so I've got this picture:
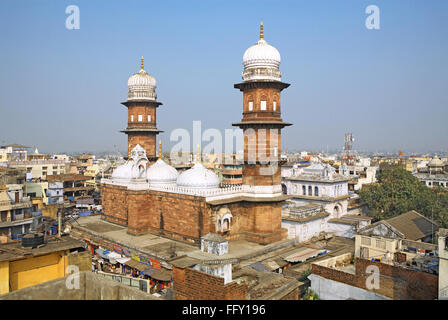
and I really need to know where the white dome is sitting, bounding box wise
[243,39,281,69]
[176,163,219,189]
[111,162,135,180]
[242,23,282,82]
[127,57,157,101]
[147,159,179,186]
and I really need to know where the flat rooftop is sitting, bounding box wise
[72,215,296,267]
[0,236,85,262]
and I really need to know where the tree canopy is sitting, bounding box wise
[359,166,448,228]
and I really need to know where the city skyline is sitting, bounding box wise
[1,1,447,154]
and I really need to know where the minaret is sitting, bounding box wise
[232,22,292,244]
[121,57,163,161]
[233,22,291,189]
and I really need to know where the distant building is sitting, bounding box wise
[0,185,33,241]
[47,174,94,202]
[413,156,448,188]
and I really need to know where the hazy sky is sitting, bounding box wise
[0,0,447,155]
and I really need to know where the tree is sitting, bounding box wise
[359,165,448,228]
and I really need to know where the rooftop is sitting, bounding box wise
[0,236,85,262]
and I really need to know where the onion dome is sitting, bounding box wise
[147,141,179,186]
[176,146,219,189]
[111,162,134,180]
[242,22,281,82]
[127,56,157,101]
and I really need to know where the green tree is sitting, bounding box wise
[359,166,448,228]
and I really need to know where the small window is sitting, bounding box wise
[147,115,151,122]
[138,115,143,122]
[248,101,253,111]
[260,101,267,111]
[273,101,277,111]
[131,115,134,122]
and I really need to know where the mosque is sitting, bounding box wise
[101,23,292,245]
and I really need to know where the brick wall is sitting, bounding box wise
[312,258,438,300]
[173,266,248,300]
[102,186,286,245]
[101,184,128,226]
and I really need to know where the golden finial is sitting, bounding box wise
[260,21,264,40]
[196,144,201,164]
[158,140,162,160]
[140,56,144,70]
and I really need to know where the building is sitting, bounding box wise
[281,162,370,242]
[0,185,33,241]
[358,210,439,243]
[100,22,291,245]
[0,144,30,162]
[6,159,69,181]
[47,174,94,202]
[0,235,89,294]
[0,167,26,185]
[220,161,243,186]
[413,156,448,188]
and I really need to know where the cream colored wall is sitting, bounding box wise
[7,250,68,292]
[0,261,9,294]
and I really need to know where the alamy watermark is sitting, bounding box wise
[365,5,380,30]
[65,5,80,30]
[65,265,80,289]
[169,121,280,175]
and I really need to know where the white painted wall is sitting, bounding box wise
[309,274,390,300]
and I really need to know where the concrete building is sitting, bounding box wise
[47,174,94,202]
[0,185,33,241]
[281,163,370,242]
[6,159,69,181]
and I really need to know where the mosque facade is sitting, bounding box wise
[101,23,291,245]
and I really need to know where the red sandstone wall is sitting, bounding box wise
[173,266,248,300]
[101,184,128,225]
[311,258,438,300]
[126,190,211,243]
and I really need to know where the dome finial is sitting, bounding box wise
[260,21,264,40]
[158,140,162,160]
[140,56,144,70]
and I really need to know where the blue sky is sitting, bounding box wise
[0,0,447,154]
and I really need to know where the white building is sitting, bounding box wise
[281,163,371,242]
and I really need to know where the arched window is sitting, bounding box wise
[302,186,306,195]
[308,186,312,196]
[314,186,319,197]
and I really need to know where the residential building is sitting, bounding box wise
[0,185,33,241]
[358,210,439,243]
